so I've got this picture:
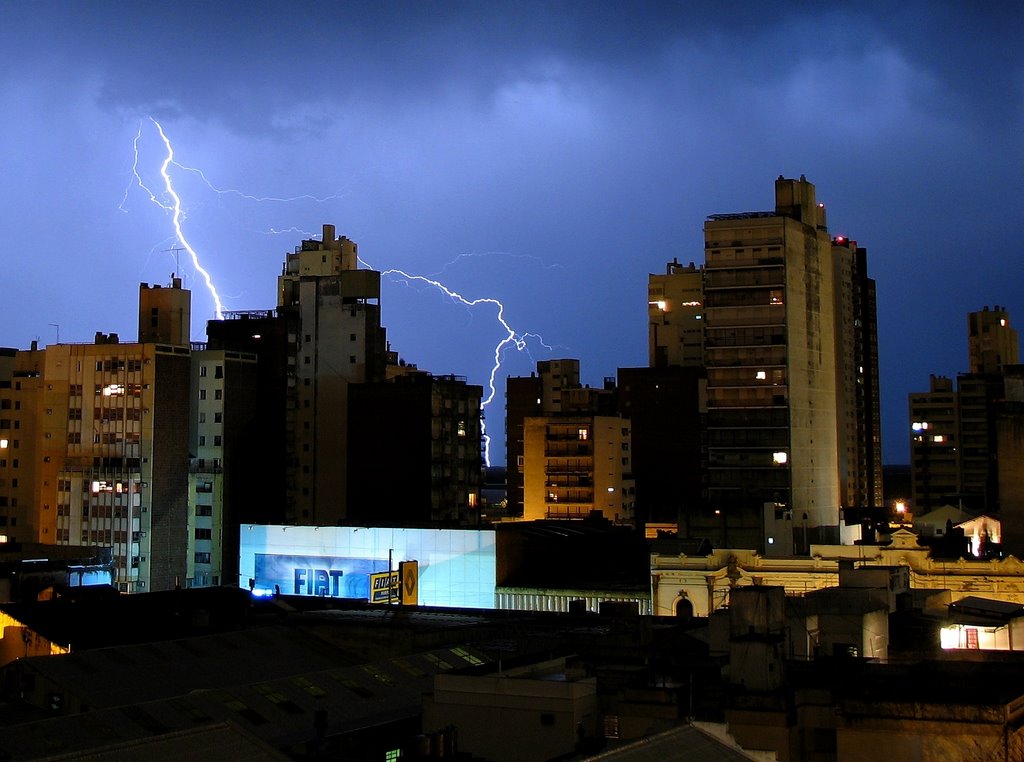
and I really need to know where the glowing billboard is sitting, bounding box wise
[239,525,496,609]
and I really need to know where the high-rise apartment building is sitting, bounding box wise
[506,359,586,517]
[616,365,705,531]
[3,279,261,592]
[208,225,390,527]
[206,310,296,529]
[647,176,880,553]
[522,414,634,524]
[45,335,191,593]
[347,373,483,525]
[0,346,44,543]
[909,375,960,512]
[507,360,633,524]
[276,225,387,524]
[702,177,843,551]
[969,306,1019,374]
[832,237,883,511]
[909,307,1021,514]
[648,259,704,368]
[188,346,258,587]
[996,365,1024,555]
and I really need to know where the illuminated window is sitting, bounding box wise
[769,290,783,306]
[911,421,929,432]
[457,421,466,437]
[773,451,788,465]
[933,435,945,443]
[578,428,589,441]
[756,371,767,380]
[0,439,6,449]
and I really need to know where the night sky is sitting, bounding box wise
[2,2,1021,466]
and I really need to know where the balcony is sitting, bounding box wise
[545,505,596,520]
[545,488,594,504]
[704,269,784,289]
[544,442,593,458]
[546,475,593,487]
[545,458,592,475]
[189,458,222,474]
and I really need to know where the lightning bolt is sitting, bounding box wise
[263,226,320,238]
[123,118,226,322]
[123,121,554,467]
[433,250,566,278]
[372,265,552,466]
[170,162,346,205]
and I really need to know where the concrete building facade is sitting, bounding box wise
[645,177,880,553]
[522,414,634,524]
[187,347,258,587]
[969,305,1019,374]
[648,259,704,368]
[347,373,483,525]
[701,177,841,550]
[650,529,1024,619]
[0,346,44,544]
[42,333,191,593]
[831,237,883,512]
[909,309,1021,514]
[276,225,388,525]
[509,360,633,524]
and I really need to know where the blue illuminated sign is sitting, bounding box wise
[254,554,388,599]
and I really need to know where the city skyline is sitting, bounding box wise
[2,2,1022,466]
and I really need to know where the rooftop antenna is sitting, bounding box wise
[48,323,60,344]
[164,244,186,284]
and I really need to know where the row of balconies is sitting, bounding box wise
[545,489,594,504]
[546,475,593,487]
[544,458,593,475]
[545,505,599,519]
[544,442,593,457]
[704,268,784,289]
[189,458,223,474]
